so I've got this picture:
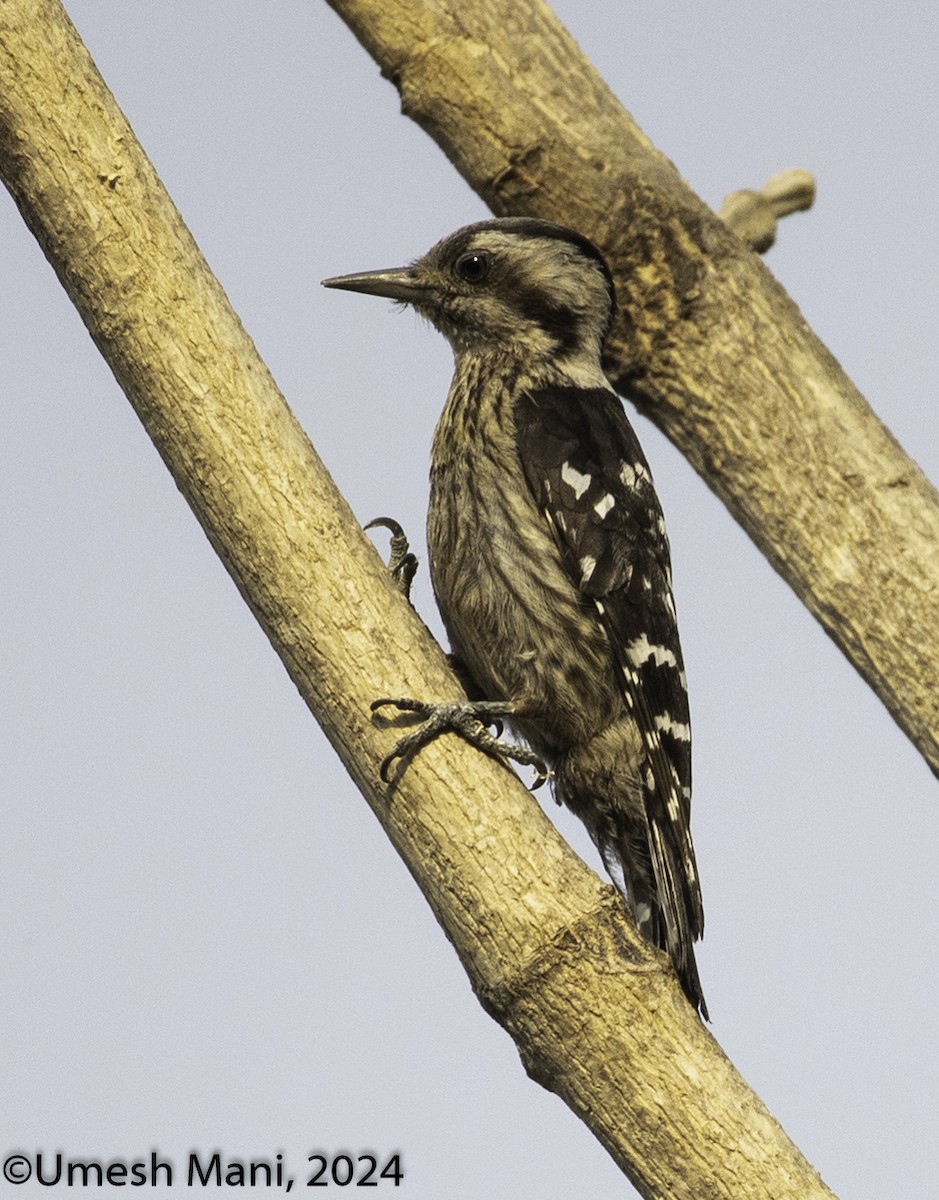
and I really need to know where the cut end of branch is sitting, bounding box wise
[718,168,816,253]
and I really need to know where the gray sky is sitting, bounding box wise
[2,3,937,1197]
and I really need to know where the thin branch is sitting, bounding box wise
[326,0,939,779]
[718,168,816,252]
[1,1,838,1197]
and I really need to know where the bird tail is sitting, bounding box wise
[556,731,708,1019]
[645,816,708,1019]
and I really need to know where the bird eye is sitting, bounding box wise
[456,251,490,283]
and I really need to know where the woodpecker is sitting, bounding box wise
[323,217,707,1016]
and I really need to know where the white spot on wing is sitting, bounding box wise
[620,461,650,489]
[593,493,615,519]
[561,461,592,499]
[626,633,679,670]
[579,554,597,584]
[655,713,691,742]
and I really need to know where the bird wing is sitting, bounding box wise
[514,385,704,941]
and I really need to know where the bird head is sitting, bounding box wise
[323,217,615,375]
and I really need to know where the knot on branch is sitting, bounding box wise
[475,887,656,1019]
[718,168,816,253]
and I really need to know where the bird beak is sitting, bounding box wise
[321,266,430,304]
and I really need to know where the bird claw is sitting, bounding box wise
[528,766,551,791]
[370,697,548,784]
[365,517,419,599]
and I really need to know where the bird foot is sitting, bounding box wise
[365,517,419,599]
[370,697,549,787]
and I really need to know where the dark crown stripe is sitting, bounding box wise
[444,217,616,318]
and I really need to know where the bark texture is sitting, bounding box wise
[0,2,850,1197]
[327,0,939,777]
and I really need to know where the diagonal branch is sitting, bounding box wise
[326,0,939,780]
[0,2,835,1198]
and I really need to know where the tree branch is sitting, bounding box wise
[718,168,816,252]
[325,0,939,780]
[0,1,837,1197]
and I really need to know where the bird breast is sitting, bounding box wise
[426,368,622,754]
